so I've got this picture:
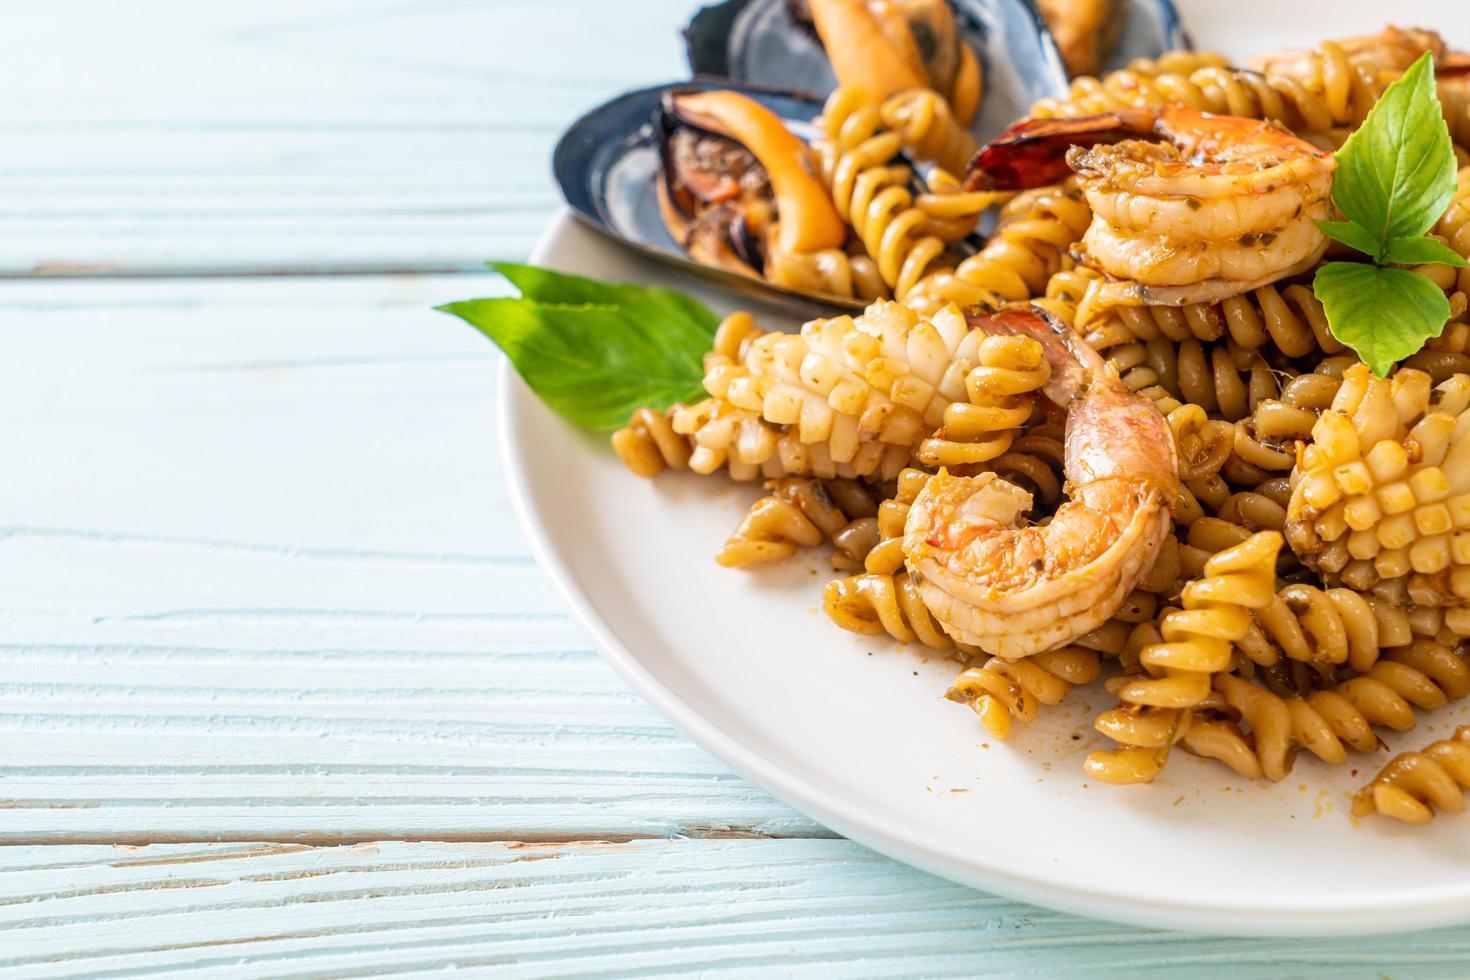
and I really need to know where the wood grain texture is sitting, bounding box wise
[11,0,1470,970]
[0,275,821,845]
[2,0,694,276]
[4,840,1470,978]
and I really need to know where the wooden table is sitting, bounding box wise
[8,1,1470,973]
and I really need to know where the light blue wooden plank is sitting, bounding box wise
[0,274,826,844]
[0,0,697,275]
[0,840,1467,978]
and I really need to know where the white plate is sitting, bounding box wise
[503,5,1470,936]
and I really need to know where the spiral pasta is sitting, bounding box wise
[902,182,1094,316]
[1412,166,1470,383]
[759,87,991,304]
[1438,78,1470,162]
[1082,307,1282,425]
[1242,358,1354,449]
[946,647,1103,740]
[822,569,966,652]
[765,247,888,303]
[1195,643,1470,782]
[1084,531,1283,784]
[1032,41,1387,143]
[982,424,1067,505]
[813,104,943,300]
[717,477,882,568]
[877,88,978,176]
[1436,166,1470,261]
[1108,283,1343,364]
[813,88,992,299]
[1168,403,1235,482]
[718,491,827,567]
[1240,583,1409,674]
[862,467,929,576]
[1353,725,1470,824]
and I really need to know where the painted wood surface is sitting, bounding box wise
[5,0,695,276]
[6,840,1470,979]
[9,0,1470,974]
[2,275,823,846]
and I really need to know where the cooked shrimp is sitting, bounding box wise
[965,105,1336,312]
[902,306,1178,659]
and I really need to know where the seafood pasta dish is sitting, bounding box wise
[448,4,1470,828]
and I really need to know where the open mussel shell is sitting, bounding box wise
[1090,0,1189,75]
[555,80,923,314]
[684,0,1068,142]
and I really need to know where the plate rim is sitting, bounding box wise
[498,208,1470,938]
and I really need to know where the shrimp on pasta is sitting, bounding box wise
[902,306,1179,658]
[965,105,1337,315]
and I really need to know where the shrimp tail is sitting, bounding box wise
[964,305,1103,408]
[966,305,1177,502]
[964,110,1156,191]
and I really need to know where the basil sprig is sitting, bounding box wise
[439,263,719,432]
[1313,52,1467,376]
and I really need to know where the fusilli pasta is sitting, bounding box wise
[1033,41,1389,143]
[823,569,965,652]
[813,89,991,299]
[947,647,1103,740]
[916,334,1049,468]
[717,476,882,568]
[1353,725,1470,824]
[1084,531,1283,784]
[1198,644,1470,782]
[877,88,978,176]
[902,183,1093,316]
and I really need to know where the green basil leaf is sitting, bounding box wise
[1382,235,1470,268]
[1316,219,1385,261]
[1314,261,1452,377]
[490,261,717,340]
[1331,52,1459,251]
[439,295,714,432]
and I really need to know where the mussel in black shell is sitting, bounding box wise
[795,0,983,124]
[554,82,874,311]
[1037,0,1189,78]
[685,0,1073,149]
[656,89,849,287]
[1035,0,1124,77]
[552,81,994,311]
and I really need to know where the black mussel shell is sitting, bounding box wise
[1086,0,1190,75]
[554,80,866,313]
[684,0,1070,142]
[553,79,981,313]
